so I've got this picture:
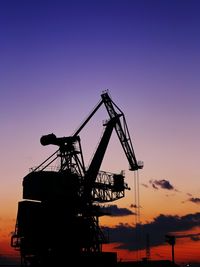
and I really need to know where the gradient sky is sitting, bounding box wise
[1,0,200,265]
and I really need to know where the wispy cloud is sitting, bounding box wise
[149,179,175,191]
[141,183,148,188]
[100,205,135,216]
[188,197,200,204]
[130,204,137,209]
[176,233,200,241]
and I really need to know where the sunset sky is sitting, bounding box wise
[1,0,200,265]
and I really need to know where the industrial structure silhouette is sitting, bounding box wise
[10,91,179,267]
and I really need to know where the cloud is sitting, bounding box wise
[100,205,135,216]
[141,183,148,188]
[149,179,175,190]
[176,233,200,241]
[130,204,137,209]
[188,197,200,204]
[102,212,200,251]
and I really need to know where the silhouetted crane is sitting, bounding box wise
[11,91,143,267]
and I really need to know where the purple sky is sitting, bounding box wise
[1,0,200,262]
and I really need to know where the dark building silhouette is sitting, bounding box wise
[118,259,180,267]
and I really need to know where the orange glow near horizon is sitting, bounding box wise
[103,238,200,265]
[1,222,200,265]
[0,238,20,264]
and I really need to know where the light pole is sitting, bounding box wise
[165,235,176,264]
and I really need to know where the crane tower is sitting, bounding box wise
[11,91,143,267]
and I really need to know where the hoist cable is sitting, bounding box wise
[133,170,141,261]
